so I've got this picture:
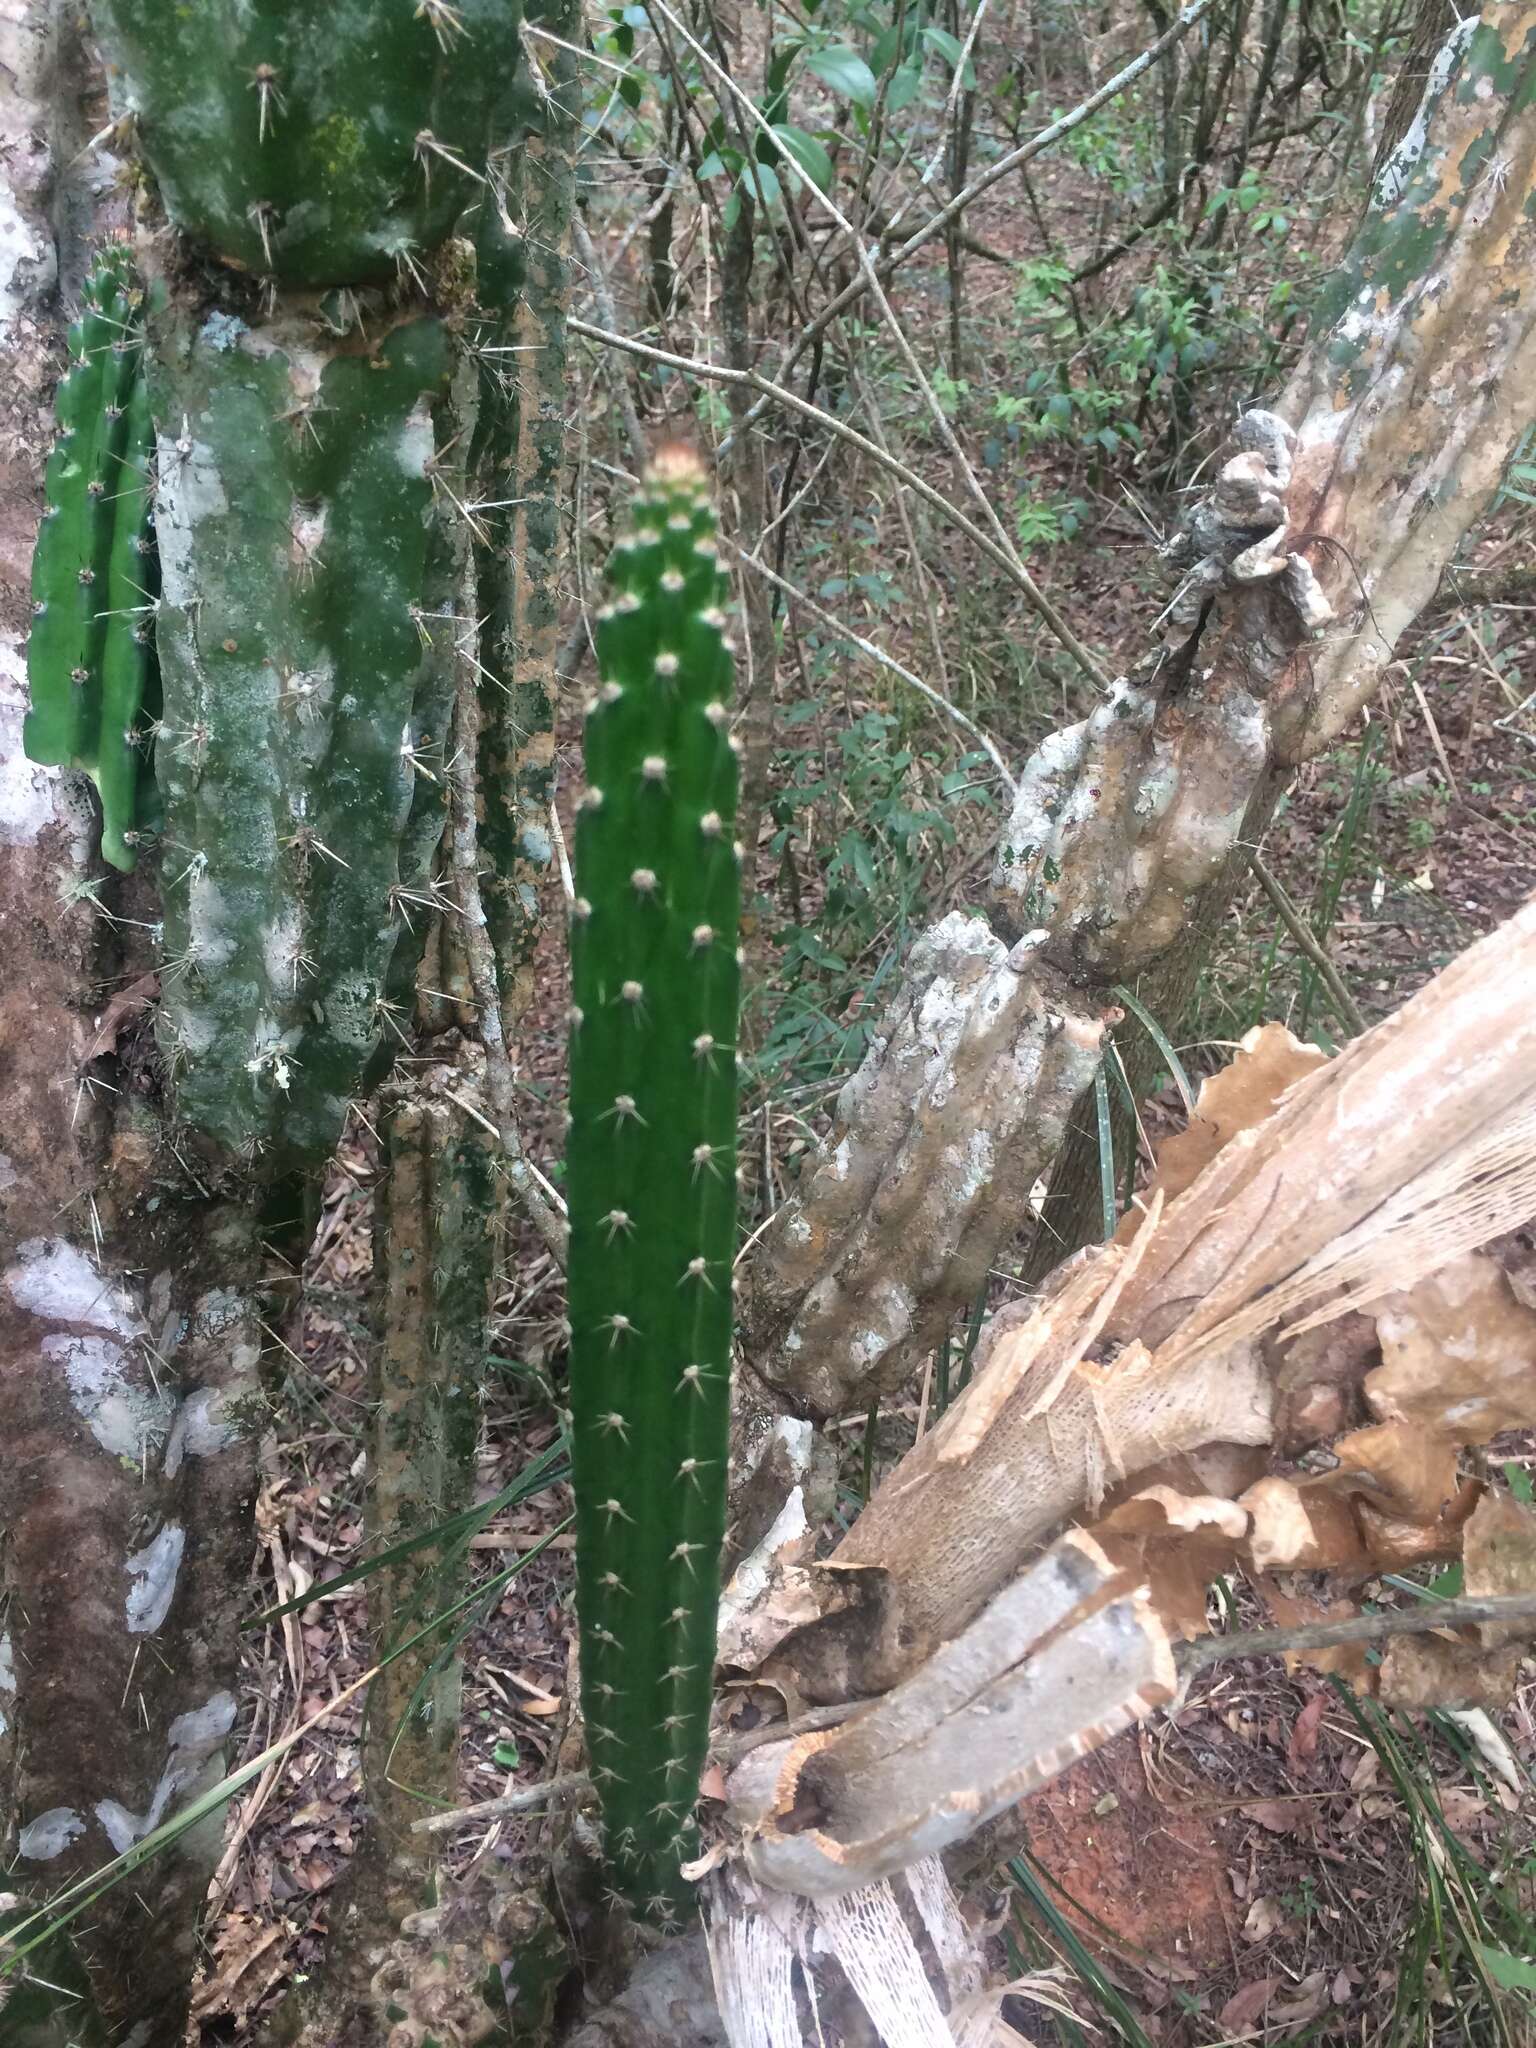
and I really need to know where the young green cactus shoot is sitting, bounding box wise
[567,448,740,1918]
[23,244,157,871]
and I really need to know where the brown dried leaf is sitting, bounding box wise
[1463,1491,1536,1646]
[1325,1422,1462,1524]
[1090,1484,1248,1641]
[1218,1976,1281,2034]
[1378,1492,1536,1708]
[1378,1633,1524,1710]
[81,971,160,1064]
[1368,1255,1536,1441]
[1241,1476,1368,1573]
[1240,1799,1306,1835]
[1287,1692,1327,1770]
[1126,1024,1328,1223]
[1242,1895,1287,1943]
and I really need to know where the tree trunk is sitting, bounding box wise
[0,13,265,2038]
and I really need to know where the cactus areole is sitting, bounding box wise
[90,0,526,286]
[567,449,741,1917]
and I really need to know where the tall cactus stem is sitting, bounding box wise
[471,0,579,1030]
[23,244,158,871]
[567,449,740,1917]
[148,306,467,1165]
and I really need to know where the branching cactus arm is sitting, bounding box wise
[567,450,740,1917]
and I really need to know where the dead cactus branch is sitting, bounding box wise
[730,894,1536,1714]
[742,3,1536,1418]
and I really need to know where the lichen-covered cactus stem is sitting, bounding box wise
[567,449,740,1918]
[148,307,464,1167]
[470,0,579,1030]
[23,244,158,871]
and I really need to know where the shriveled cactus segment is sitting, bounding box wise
[24,245,158,871]
[91,0,525,286]
[152,312,459,1164]
[567,449,740,1917]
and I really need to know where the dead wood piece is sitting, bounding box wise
[732,1532,1174,1897]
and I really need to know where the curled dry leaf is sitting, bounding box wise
[1119,1022,1328,1227]
[1090,1484,1248,1641]
[1379,1492,1536,1709]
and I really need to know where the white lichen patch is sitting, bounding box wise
[17,1806,85,1861]
[1,660,60,848]
[395,400,436,479]
[187,866,240,970]
[125,1523,186,1635]
[162,1386,241,1478]
[1374,14,1479,207]
[154,428,230,598]
[0,1149,17,1190]
[43,1332,173,1459]
[261,900,305,991]
[95,1690,237,1853]
[5,1237,145,1340]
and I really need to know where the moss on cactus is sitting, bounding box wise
[567,449,740,1919]
[23,245,159,871]
[90,0,527,286]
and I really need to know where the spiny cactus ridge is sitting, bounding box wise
[23,244,159,872]
[90,0,527,286]
[150,311,460,1166]
[567,450,740,1917]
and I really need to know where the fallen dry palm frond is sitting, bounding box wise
[713,894,1536,1909]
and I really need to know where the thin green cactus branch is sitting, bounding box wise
[567,449,741,1918]
[23,244,159,872]
[90,0,527,286]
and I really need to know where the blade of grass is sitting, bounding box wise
[1111,984,1194,1113]
[1092,1064,1116,1241]
[253,1430,569,1623]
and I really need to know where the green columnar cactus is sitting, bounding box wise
[23,245,158,872]
[90,0,526,286]
[567,449,740,1918]
[150,310,463,1165]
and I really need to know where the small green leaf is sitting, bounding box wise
[1504,1460,1535,1505]
[740,159,781,206]
[886,57,923,111]
[618,71,642,110]
[772,124,832,192]
[1474,1946,1536,1994]
[493,1740,522,1770]
[806,44,877,107]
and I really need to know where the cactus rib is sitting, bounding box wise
[567,449,740,1916]
[23,245,159,872]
